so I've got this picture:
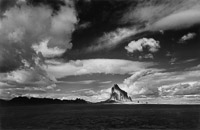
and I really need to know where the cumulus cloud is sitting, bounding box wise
[0,0,78,99]
[125,38,160,53]
[32,39,66,58]
[46,59,155,78]
[178,32,196,43]
[0,0,77,71]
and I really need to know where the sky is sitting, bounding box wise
[0,0,200,104]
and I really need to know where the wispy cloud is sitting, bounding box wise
[85,28,141,52]
[100,81,112,84]
[150,9,200,31]
[120,0,200,31]
[63,80,96,85]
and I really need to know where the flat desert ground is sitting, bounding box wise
[0,104,200,130]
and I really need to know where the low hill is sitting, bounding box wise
[0,97,89,106]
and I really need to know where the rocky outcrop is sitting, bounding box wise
[106,84,132,102]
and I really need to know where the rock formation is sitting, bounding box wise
[106,84,132,102]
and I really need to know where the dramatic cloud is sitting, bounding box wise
[119,70,158,97]
[119,67,200,99]
[125,38,160,53]
[0,0,77,71]
[0,0,78,99]
[178,32,196,43]
[0,0,77,97]
[1,0,200,103]
[46,59,155,78]
[78,1,200,54]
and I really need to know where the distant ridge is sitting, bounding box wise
[102,84,132,103]
[0,97,89,106]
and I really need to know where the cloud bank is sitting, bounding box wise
[46,59,155,78]
[118,67,200,100]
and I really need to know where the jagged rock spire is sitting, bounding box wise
[108,84,132,102]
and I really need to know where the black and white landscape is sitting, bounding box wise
[0,0,200,130]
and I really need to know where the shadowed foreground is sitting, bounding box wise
[0,104,200,130]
